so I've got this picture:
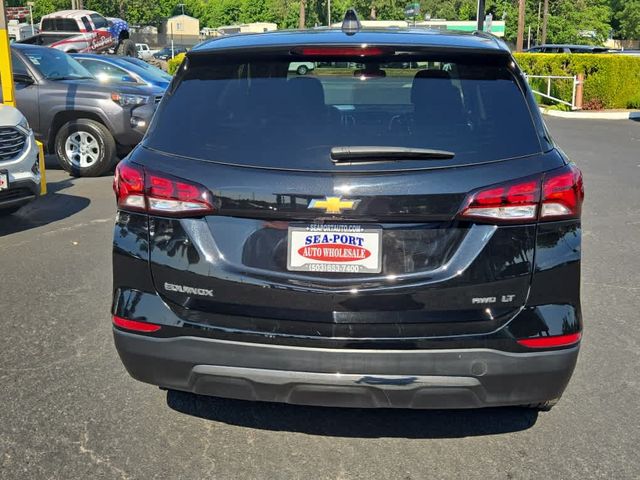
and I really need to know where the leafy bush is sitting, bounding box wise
[582,98,606,111]
[167,53,186,75]
[627,94,640,109]
[514,53,640,110]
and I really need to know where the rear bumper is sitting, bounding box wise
[114,329,579,409]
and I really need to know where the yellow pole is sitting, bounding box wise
[0,5,45,195]
[37,141,47,195]
[0,3,16,107]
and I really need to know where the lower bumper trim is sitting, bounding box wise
[114,329,579,409]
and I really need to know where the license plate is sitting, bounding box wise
[0,171,8,191]
[287,224,382,273]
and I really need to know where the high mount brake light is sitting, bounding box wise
[459,164,583,224]
[293,47,391,57]
[113,162,216,217]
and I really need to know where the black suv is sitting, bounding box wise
[112,19,584,410]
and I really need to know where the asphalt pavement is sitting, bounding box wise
[1,117,639,479]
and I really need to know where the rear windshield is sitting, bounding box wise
[42,18,80,32]
[145,50,542,169]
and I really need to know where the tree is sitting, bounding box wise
[615,0,640,39]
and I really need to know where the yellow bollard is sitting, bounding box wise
[37,140,47,195]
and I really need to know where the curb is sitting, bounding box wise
[540,108,640,120]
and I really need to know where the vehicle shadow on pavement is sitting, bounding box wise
[166,390,538,438]
[0,177,90,237]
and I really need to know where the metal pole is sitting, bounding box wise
[0,1,16,107]
[327,0,331,26]
[476,0,486,31]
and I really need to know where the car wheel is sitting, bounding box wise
[55,119,116,177]
[116,39,137,57]
[0,206,20,216]
[296,65,309,75]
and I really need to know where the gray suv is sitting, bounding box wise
[9,44,157,177]
[0,104,40,215]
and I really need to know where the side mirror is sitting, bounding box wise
[14,73,34,85]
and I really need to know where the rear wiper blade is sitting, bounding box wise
[330,146,455,164]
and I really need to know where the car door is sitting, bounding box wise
[10,54,40,136]
[89,13,115,51]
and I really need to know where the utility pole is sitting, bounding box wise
[327,0,331,26]
[536,1,541,44]
[299,0,305,29]
[516,0,526,52]
[541,0,549,45]
[27,2,35,36]
[476,0,486,31]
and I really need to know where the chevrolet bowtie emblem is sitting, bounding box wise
[308,196,359,214]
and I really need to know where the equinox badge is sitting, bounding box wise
[308,196,359,214]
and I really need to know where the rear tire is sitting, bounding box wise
[55,119,116,177]
[116,39,136,57]
[296,65,309,75]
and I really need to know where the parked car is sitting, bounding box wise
[112,17,584,410]
[135,43,157,60]
[527,44,612,53]
[19,9,135,57]
[289,61,315,75]
[10,44,157,177]
[152,46,187,61]
[0,105,40,216]
[613,49,640,56]
[72,53,171,94]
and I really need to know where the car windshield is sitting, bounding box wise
[146,50,542,169]
[120,58,172,82]
[21,47,93,80]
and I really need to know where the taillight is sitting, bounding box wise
[113,161,216,217]
[459,164,583,224]
[517,332,581,349]
[113,163,146,211]
[459,177,541,223]
[541,164,584,220]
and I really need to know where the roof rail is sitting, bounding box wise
[472,30,508,50]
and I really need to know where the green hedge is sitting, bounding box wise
[514,53,640,110]
[167,53,186,75]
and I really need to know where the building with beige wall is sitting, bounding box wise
[164,14,200,37]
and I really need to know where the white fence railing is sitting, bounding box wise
[524,74,582,110]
